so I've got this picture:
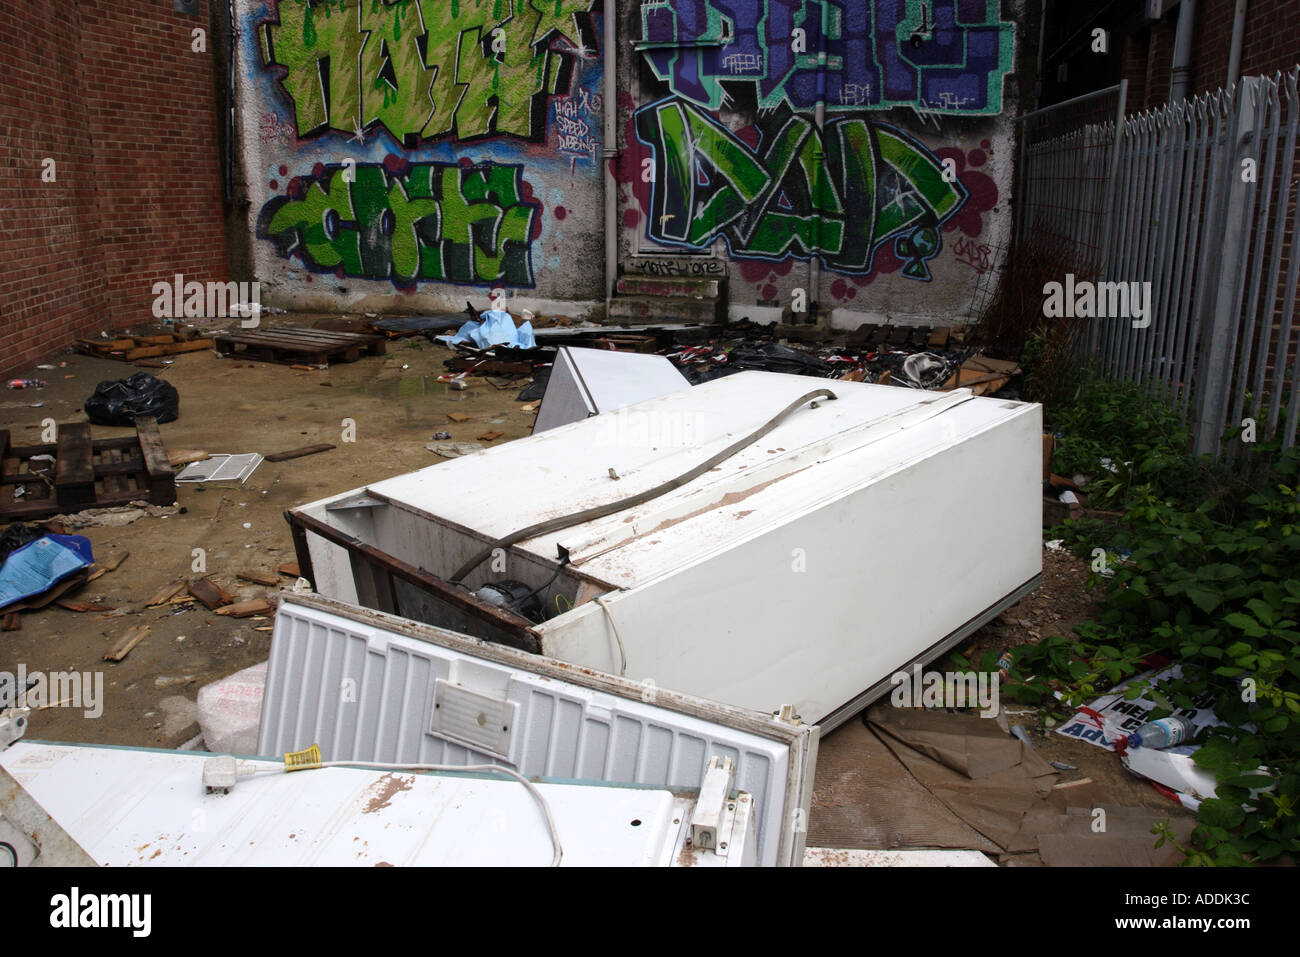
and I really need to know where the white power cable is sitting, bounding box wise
[227,758,562,866]
[593,594,628,676]
[316,761,562,867]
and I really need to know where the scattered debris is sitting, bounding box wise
[447,412,471,423]
[196,661,268,754]
[188,576,234,610]
[263,444,335,463]
[0,418,175,522]
[56,600,115,613]
[103,624,150,662]
[2,612,20,631]
[214,599,274,618]
[167,449,210,467]
[426,441,485,458]
[0,534,94,610]
[146,581,187,607]
[276,562,300,579]
[476,430,505,443]
[76,330,213,362]
[175,453,263,485]
[55,501,181,530]
[237,569,279,587]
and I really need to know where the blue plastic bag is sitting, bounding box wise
[0,535,94,610]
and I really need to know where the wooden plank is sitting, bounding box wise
[101,446,128,499]
[188,576,234,609]
[1,613,20,632]
[277,562,300,578]
[264,444,335,463]
[54,423,95,509]
[146,580,187,607]
[104,625,150,663]
[237,569,280,587]
[167,449,209,467]
[215,599,274,618]
[134,417,175,505]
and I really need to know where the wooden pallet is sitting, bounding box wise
[75,330,214,362]
[0,418,175,521]
[213,327,386,365]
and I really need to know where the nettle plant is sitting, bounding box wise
[1011,380,1300,864]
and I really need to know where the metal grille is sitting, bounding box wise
[1015,69,1300,458]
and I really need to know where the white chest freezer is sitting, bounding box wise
[287,371,1042,729]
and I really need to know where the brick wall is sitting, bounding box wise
[0,0,228,377]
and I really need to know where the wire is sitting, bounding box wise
[593,594,628,676]
[450,388,837,582]
[316,761,563,867]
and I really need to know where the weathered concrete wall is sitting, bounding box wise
[614,0,1023,328]
[236,0,607,317]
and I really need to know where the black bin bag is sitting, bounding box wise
[83,373,180,426]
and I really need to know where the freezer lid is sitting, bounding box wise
[258,593,818,867]
[0,741,752,866]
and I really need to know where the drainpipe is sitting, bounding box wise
[1169,0,1197,104]
[1226,0,1248,89]
[602,0,618,317]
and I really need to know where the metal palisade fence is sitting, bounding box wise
[1016,68,1300,459]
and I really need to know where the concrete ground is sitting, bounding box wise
[2,318,535,748]
[2,319,1189,860]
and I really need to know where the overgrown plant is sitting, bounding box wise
[1010,377,1300,865]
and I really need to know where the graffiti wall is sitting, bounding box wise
[618,0,1019,324]
[239,0,606,312]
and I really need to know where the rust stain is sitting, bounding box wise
[150,849,161,860]
[676,841,700,867]
[375,861,393,867]
[363,773,414,814]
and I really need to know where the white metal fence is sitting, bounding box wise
[1016,68,1300,458]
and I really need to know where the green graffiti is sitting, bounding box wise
[261,0,597,144]
[635,98,968,278]
[259,162,540,286]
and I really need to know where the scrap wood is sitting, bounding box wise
[215,599,274,618]
[85,550,129,583]
[104,624,150,662]
[446,412,471,423]
[237,569,280,587]
[277,562,300,578]
[264,444,335,463]
[146,580,187,607]
[477,430,505,442]
[167,449,210,467]
[57,600,115,613]
[188,576,234,609]
[2,613,20,631]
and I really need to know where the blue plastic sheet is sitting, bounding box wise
[443,309,536,350]
[0,535,94,610]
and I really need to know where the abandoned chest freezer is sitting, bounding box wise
[287,371,1042,729]
[0,593,816,866]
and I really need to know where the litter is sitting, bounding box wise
[175,453,263,485]
[84,373,180,425]
[0,535,94,610]
[196,661,268,755]
[442,308,537,350]
[426,441,485,458]
[1055,665,1225,752]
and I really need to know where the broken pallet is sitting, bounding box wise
[76,331,213,362]
[0,418,175,521]
[214,327,386,366]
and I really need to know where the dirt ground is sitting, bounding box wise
[2,316,534,748]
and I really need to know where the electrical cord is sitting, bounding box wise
[449,388,837,583]
[220,757,563,866]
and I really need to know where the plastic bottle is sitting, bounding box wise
[1125,716,1194,750]
[6,379,44,390]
